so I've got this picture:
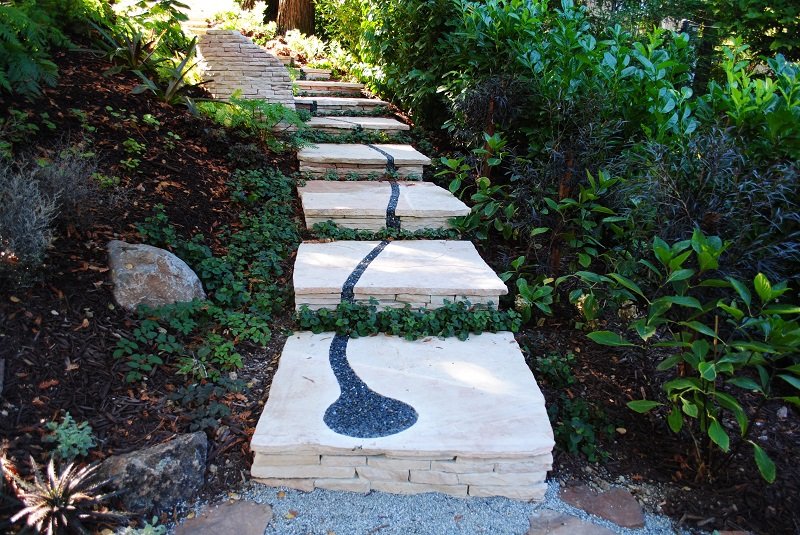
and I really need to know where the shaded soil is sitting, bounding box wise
[519,325,800,535]
[1,42,798,535]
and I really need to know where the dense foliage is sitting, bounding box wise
[316,0,800,482]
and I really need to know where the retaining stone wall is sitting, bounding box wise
[197,30,295,108]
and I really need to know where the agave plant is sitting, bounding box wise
[1,455,123,534]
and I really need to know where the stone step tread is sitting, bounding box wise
[299,181,469,218]
[293,240,508,297]
[305,116,409,132]
[251,331,554,458]
[298,144,430,166]
[297,80,365,90]
[295,96,388,108]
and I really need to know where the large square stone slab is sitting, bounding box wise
[250,332,554,499]
[306,116,409,134]
[299,181,469,231]
[293,240,507,309]
[298,144,430,166]
[295,96,389,111]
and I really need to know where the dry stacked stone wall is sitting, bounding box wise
[196,30,295,108]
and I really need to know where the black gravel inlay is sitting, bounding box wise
[386,180,401,229]
[323,334,419,438]
[366,144,397,173]
[340,240,389,302]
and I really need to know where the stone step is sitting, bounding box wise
[299,181,469,232]
[305,116,409,135]
[295,96,388,113]
[250,331,554,499]
[297,143,430,179]
[301,67,332,81]
[297,80,365,97]
[293,240,507,310]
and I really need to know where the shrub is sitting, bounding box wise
[0,164,59,273]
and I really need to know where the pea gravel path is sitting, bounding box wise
[174,480,696,535]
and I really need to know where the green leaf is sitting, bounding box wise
[753,273,772,304]
[727,376,763,393]
[668,406,683,432]
[656,354,682,371]
[727,277,752,307]
[716,392,748,433]
[778,374,800,391]
[627,399,660,413]
[666,268,695,283]
[750,442,776,483]
[679,321,718,339]
[578,253,591,268]
[708,419,730,452]
[655,296,702,310]
[763,304,800,315]
[681,399,699,418]
[698,361,717,381]
[608,273,646,299]
[587,331,636,347]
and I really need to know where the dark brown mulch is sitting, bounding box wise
[0,45,296,525]
[520,324,800,535]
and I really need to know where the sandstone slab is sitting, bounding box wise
[251,332,553,456]
[108,240,206,311]
[293,240,507,310]
[561,485,645,529]
[305,116,409,134]
[175,501,273,535]
[295,96,388,111]
[299,180,469,231]
[297,80,364,96]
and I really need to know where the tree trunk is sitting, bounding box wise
[277,0,315,35]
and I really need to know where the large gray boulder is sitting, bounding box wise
[98,432,207,514]
[107,240,205,310]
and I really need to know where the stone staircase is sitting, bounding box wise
[189,26,554,501]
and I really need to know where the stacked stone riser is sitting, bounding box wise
[295,97,388,112]
[252,453,551,500]
[197,30,295,107]
[300,165,424,179]
[309,125,407,135]
[304,216,455,231]
[296,81,364,97]
[301,68,332,80]
[296,294,498,311]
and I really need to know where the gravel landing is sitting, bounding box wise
[171,480,697,535]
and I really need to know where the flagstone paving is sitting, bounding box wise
[296,80,365,97]
[298,180,469,231]
[292,240,508,310]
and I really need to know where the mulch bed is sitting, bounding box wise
[1,44,798,535]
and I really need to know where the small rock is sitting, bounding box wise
[615,427,627,435]
[175,501,272,535]
[561,485,646,529]
[107,240,206,310]
[528,509,615,535]
[98,432,207,514]
[777,406,788,419]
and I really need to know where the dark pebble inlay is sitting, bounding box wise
[386,180,401,229]
[340,240,389,302]
[323,334,419,438]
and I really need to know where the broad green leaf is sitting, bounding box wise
[727,376,763,393]
[708,419,730,452]
[587,331,636,347]
[638,259,663,277]
[782,396,800,408]
[633,319,657,341]
[681,399,699,418]
[578,253,591,268]
[653,236,671,266]
[679,321,718,339]
[667,268,695,283]
[753,273,772,304]
[763,305,800,315]
[530,227,549,237]
[656,295,702,310]
[716,392,748,433]
[751,442,776,483]
[627,399,660,413]
[731,341,778,353]
[668,406,683,432]
[608,273,646,299]
[656,354,682,371]
[698,361,717,381]
[778,374,800,391]
[717,301,744,321]
[727,277,752,307]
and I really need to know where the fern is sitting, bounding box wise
[0,2,71,97]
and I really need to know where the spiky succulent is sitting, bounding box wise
[2,455,123,534]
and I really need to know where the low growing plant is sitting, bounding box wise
[44,412,96,461]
